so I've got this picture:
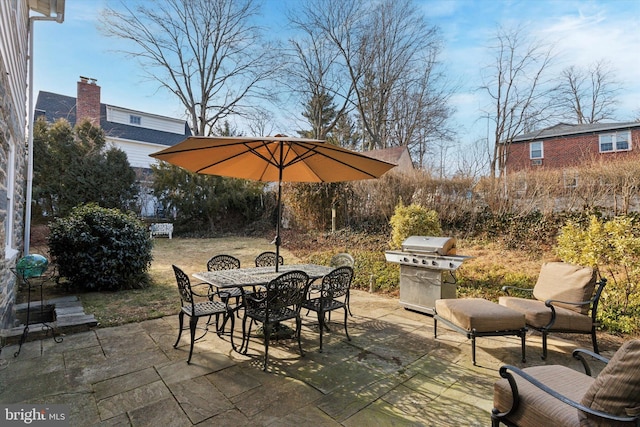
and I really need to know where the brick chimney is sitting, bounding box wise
[76,76,101,126]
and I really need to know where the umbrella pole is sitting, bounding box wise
[275,179,282,273]
[275,147,283,273]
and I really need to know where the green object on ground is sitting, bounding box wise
[16,254,48,279]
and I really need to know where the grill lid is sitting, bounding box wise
[401,236,456,256]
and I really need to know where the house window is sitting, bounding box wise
[599,131,631,153]
[530,141,543,159]
[130,115,141,125]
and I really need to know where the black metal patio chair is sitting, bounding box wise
[241,270,310,371]
[172,265,234,363]
[207,254,243,306]
[330,253,355,316]
[255,251,284,267]
[302,266,353,352]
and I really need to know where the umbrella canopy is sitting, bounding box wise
[150,135,397,270]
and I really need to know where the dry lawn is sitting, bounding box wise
[28,236,303,327]
[22,233,630,349]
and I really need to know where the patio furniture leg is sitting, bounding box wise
[317,310,324,353]
[542,332,548,360]
[296,316,304,357]
[240,316,250,354]
[263,323,271,371]
[188,316,198,364]
[223,313,235,349]
[174,311,184,348]
[343,308,350,342]
[520,329,527,363]
[471,333,477,365]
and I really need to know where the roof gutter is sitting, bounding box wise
[24,0,65,255]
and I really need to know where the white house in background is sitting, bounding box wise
[1,0,65,330]
[34,76,192,216]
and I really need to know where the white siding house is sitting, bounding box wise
[1,0,65,330]
[35,77,192,217]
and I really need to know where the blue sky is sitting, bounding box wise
[32,0,640,149]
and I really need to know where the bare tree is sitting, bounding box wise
[245,109,277,137]
[391,51,456,168]
[284,14,353,140]
[557,60,621,124]
[100,0,280,136]
[453,138,492,180]
[480,27,557,178]
[290,0,452,154]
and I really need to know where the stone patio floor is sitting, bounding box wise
[0,290,616,426]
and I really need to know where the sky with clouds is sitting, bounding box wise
[32,0,639,150]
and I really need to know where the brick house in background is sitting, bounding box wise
[504,122,640,173]
[1,1,65,331]
[35,77,192,216]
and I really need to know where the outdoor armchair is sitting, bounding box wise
[241,270,310,371]
[172,265,235,364]
[302,266,353,352]
[500,262,606,359]
[492,340,640,426]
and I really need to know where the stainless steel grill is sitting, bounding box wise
[385,236,470,315]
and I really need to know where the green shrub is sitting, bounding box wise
[304,249,399,293]
[48,204,153,291]
[389,202,442,249]
[555,215,640,334]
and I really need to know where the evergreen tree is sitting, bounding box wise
[33,117,138,217]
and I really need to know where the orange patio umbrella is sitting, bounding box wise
[150,135,396,270]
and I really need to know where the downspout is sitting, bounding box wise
[24,4,64,255]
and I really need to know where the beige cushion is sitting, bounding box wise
[499,296,593,331]
[533,262,596,314]
[494,365,594,427]
[580,339,640,426]
[435,298,525,332]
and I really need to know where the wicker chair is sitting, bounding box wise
[302,266,353,352]
[492,340,640,426]
[241,270,310,371]
[500,262,606,359]
[172,265,234,363]
[255,251,284,267]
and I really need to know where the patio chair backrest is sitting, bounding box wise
[255,251,284,267]
[533,262,597,314]
[580,339,640,425]
[207,254,240,271]
[172,265,194,305]
[321,266,353,300]
[263,270,309,312]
